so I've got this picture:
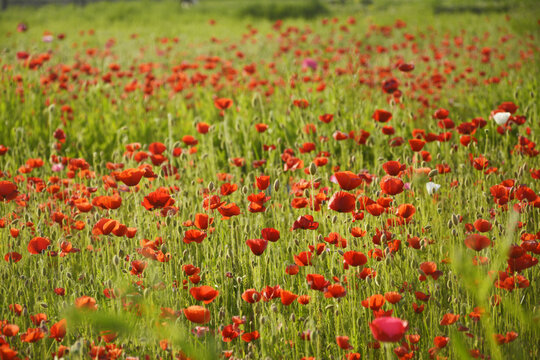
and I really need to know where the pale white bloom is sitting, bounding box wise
[426,182,441,195]
[493,112,510,125]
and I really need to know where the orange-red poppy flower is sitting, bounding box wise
[28,237,51,254]
[214,97,233,110]
[183,306,211,324]
[190,285,219,304]
[49,319,67,342]
[117,168,145,186]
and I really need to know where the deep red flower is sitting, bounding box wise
[328,191,356,213]
[246,238,268,256]
[373,109,392,123]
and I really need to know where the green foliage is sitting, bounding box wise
[239,0,329,20]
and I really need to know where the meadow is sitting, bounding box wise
[0,0,539,359]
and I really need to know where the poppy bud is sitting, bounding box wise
[309,163,317,175]
[428,169,438,178]
[452,214,459,226]
[447,220,453,229]
[273,179,280,192]
[113,255,120,266]
[313,177,322,183]
[332,215,337,223]
[40,303,48,308]
[208,182,215,191]
[118,249,125,257]
[242,186,248,194]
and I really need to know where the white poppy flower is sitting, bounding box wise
[493,112,511,125]
[426,182,441,195]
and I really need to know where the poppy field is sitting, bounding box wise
[0,1,539,359]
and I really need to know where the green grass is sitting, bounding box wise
[0,1,539,359]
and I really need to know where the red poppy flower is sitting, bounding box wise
[28,237,51,254]
[434,336,449,348]
[333,171,363,190]
[336,336,353,350]
[222,324,242,342]
[0,181,18,201]
[183,306,211,324]
[246,238,268,256]
[434,108,449,120]
[328,191,356,213]
[473,219,492,232]
[241,289,261,303]
[362,294,386,311]
[214,97,233,110]
[255,175,270,190]
[398,63,415,72]
[440,313,459,326]
[117,168,145,186]
[49,319,67,342]
[20,328,44,343]
[5,252,22,263]
[194,213,212,230]
[397,204,416,219]
[408,139,426,152]
[343,251,367,267]
[261,227,280,242]
[218,203,241,218]
[75,296,97,311]
[190,285,219,304]
[306,274,330,291]
[183,229,207,244]
[384,292,402,304]
[319,114,334,123]
[382,161,405,176]
[380,176,404,196]
[241,331,260,342]
[130,260,147,276]
[369,317,408,342]
[280,290,298,305]
[373,109,392,123]
[324,284,346,298]
[142,187,174,210]
[2,324,19,337]
[464,234,491,251]
[292,215,319,230]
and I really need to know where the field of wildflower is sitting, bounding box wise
[0,0,539,359]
